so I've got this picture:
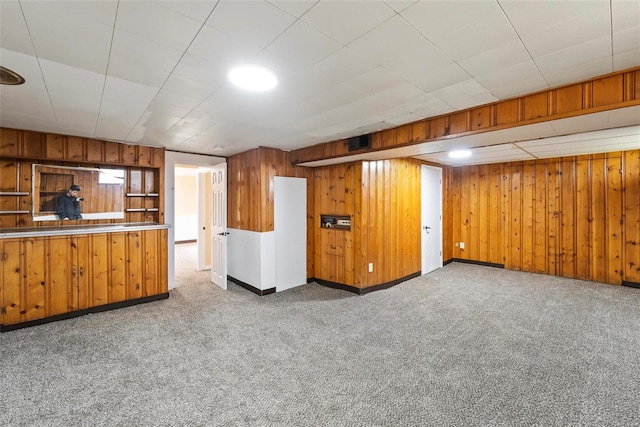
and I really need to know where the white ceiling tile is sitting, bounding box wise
[616,52,638,75]
[432,80,497,111]
[394,93,454,116]
[403,0,499,37]
[542,57,612,88]
[402,62,471,93]
[342,66,404,96]
[266,20,343,66]
[382,0,418,14]
[205,0,295,48]
[613,25,640,54]
[301,0,395,45]
[116,1,202,51]
[420,11,518,62]
[458,39,531,76]
[607,106,640,128]
[39,59,105,99]
[98,76,159,126]
[187,25,262,65]
[612,0,640,31]
[368,81,425,109]
[519,5,611,57]
[489,75,548,100]
[163,73,221,100]
[108,29,183,87]
[549,112,612,135]
[20,1,114,74]
[534,36,612,74]
[172,53,228,87]
[266,0,317,18]
[154,1,218,23]
[500,0,607,37]
[475,60,541,90]
[349,15,450,68]
[0,0,36,55]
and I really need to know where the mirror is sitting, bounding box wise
[32,164,125,221]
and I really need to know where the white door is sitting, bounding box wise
[211,163,227,289]
[421,165,442,274]
[274,177,307,292]
[197,170,212,271]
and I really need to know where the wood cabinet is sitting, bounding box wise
[0,228,168,329]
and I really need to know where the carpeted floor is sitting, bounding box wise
[1,260,639,426]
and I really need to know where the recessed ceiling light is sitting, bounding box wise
[448,150,472,159]
[228,65,277,91]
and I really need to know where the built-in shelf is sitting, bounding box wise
[146,193,159,197]
[146,208,159,212]
[320,214,351,230]
[126,208,146,212]
[0,210,31,215]
[0,192,30,196]
[126,193,146,197]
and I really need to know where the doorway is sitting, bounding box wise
[421,165,443,275]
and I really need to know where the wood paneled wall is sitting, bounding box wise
[0,128,164,227]
[227,147,315,276]
[292,67,640,164]
[357,159,421,288]
[313,158,421,289]
[447,150,640,285]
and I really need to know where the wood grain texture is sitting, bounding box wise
[0,128,165,228]
[291,67,640,164]
[448,151,638,285]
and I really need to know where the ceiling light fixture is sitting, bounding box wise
[448,150,472,159]
[228,65,277,91]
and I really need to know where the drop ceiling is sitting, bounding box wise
[0,0,639,166]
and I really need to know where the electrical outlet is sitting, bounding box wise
[368,263,374,273]
[460,242,465,250]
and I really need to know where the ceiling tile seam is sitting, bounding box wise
[17,0,61,134]
[512,142,539,160]
[94,0,120,139]
[123,1,222,143]
[609,0,614,71]
[495,0,550,92]
[257,1,311,51]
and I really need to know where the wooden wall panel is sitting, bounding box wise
[625,150,640,283]
[448,151,638,286]
[291,67,640,165]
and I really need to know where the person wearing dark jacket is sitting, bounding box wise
[56,184,83,220]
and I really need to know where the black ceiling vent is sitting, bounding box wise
[348,134,371,152]
[0,66,25,85]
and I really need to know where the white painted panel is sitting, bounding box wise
[261,232,276,291]
[227,228,262,289]
[274,177,307,292]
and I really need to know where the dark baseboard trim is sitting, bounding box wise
[227,275,276,296]
[0,292,169,333]
[622,280,640,289]
[175,239,197,244]
[446,258,505,269]
[311,271,421,295]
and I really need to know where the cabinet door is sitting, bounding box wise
[48,236,76,315]
[1,239,24,325]
[76,234,110,310]
[24,238,47,321]
[126,232,144,299]
[109,232,127,303]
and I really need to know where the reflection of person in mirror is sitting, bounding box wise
[56,184,83,220]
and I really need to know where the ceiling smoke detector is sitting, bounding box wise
[0,66,25,85]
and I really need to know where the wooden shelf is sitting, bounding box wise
[0,192,30,196]
[0,210,30,215]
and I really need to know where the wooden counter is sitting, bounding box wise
[0,223,169,331]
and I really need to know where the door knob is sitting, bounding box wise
[217,232,230,236]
